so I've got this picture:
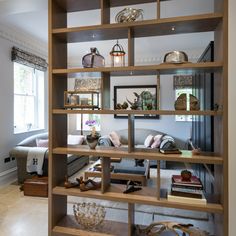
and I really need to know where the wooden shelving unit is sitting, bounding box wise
[48,0,228,235]
[53,109,222,116]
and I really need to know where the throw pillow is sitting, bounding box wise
[36,139,49,148]
[144,134,154,147]
[67,135,84,145]
[151,134,163,148]
[159,135,176,150]
[109,131,121,147]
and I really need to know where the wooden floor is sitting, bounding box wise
[0,183,48,236]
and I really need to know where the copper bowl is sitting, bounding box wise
[163,51,188,64]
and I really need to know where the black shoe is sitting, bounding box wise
[123,185,142,194]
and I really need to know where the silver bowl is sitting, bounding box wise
[163,51,188,64]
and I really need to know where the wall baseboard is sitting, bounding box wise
[0,167,17,186]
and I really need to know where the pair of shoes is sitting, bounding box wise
[123,180,142,194]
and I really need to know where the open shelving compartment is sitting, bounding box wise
[48,0,228,235]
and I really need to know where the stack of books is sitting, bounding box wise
[167,174,206,205]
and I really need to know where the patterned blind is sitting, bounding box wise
[173,75,193,89]
[11,47,48,71]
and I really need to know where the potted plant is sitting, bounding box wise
[85,120,100,149]
[181,169,192,181]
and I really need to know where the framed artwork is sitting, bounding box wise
[114,85,160,119]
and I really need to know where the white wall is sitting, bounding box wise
[100,75,192,148]
[0,29,48,174]
[228,0,236,235]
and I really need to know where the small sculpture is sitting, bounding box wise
[64,176,101,192]
[64,175,79,188]
[115,101,129,110]
[123,180,142,194]
[126,92,142,110]
[174,93,200,111]
[76,176,101,192]
[135,221,210,236]
[115,7,143,23]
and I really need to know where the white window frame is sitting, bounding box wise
[14,62,45,134]
[175,88,193,122]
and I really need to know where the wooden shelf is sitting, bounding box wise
[52,13,222,42]
[64,105,100,109]
[53,146,223,165]
[54,215,129,236]
[53,185,223,214]
[53,109,222,116]
[52,62,222,76]
[54,0,170,13]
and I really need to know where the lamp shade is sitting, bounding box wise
[110,41,126,67]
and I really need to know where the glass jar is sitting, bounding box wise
[82,48,105,68]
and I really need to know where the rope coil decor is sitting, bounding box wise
[115,7,143,23]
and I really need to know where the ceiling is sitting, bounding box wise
[0,0,48,43]
[0,0,214,63]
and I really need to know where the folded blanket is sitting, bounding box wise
[26,147,48,175]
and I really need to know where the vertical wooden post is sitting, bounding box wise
[101,0,110,24]
[128,28,134,67]
[156,73,160,110]
[128,114,135,153]
[214,1,228,235]
[156,160,161,200]
[48,0,67,235]
[128,203,135,236]
[101,72,110,110]
[157,0,161,20]
[101,156,111,193]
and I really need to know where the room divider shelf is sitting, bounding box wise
[53,109,222,116]
[49,0,228,235]
[53,147,223,165]
[52,13,222,43]
[52,62,222,76]
[53,185,223,214]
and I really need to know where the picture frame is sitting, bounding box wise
[114,85,160,119]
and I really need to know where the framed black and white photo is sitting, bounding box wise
[114,85,160,119]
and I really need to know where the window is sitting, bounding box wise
[14,62,45,133]
[175,88,193,122]
[76,114,101,132]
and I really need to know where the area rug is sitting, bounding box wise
[68,169,209,221]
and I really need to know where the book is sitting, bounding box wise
[171,186,203,199]
[171,183,203,190]
[172,175,203,189]
[159,149,182,154]
[167,193,207,205]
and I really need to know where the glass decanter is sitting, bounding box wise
[82,48,105,68]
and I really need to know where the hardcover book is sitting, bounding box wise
[159,149,182,154]
[167,193,207,205]
[171,186,203,199]
[172,175,203,189]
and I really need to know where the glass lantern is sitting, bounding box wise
[82,48,105,68]
[110,41,126,67]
